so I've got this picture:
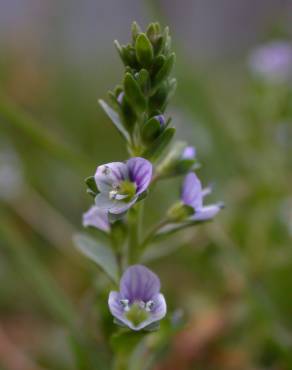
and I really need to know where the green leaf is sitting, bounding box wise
[152,53,176,90]
[135,33,154,68]
[131,21,141,43]
[98,99,130,141]
[143,127,175,161]
[73,233,119,283]
[85,176,98,194]
[124,73,146,113]
[137,69,150,94]
[141,117,161,144]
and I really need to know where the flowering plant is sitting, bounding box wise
[74,21,222,368]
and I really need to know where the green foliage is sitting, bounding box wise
[73,234,119,283]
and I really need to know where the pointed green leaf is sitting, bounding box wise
[143,127,175,161]
[73,233,119,283]
[135,33,154,68]
[124,73,146,113]
[152,53,176,90]
[85,176,98,194]
[131,21,141,43]
[141,117,161,144]
[98,99,130,141]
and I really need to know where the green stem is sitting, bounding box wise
[139,218,169,252]
[128,202,144,264]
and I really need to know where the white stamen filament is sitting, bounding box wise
[120,299,130,311]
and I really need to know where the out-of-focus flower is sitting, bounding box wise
[156,142,197,178]
[94,157,152,215]
[82,206,110,232]
[182,172,223,221]
[108,264,166,331]
[248,41,292,83]
[182,146,196,160]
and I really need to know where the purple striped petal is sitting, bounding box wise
[82,206,110,232]
[95,162,128,193]
[192,204,223,221]
[120,265,160,302]
[108,291,124,319]
[181,172,203,209]
[127,157,152,195]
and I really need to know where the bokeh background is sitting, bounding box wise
[0,1,292,369]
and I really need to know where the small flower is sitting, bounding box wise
[94,157,152,215]
[182,172,223,221]
[82,206,110,232]
[108,265,166,331]
[182,146,196,160]
[248,41,292,83]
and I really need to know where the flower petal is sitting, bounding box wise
[120,265,160,302]
[95,193,114,209]
[95,162,128,193]
[108,291,124,319]
[127,158,152,195]
[108,196,137,215]
[181,172,203,209]
[192,203,223,221]
[129,293,167,331]
[82,206,110,232]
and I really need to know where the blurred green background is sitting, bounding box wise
[0,1,292,369]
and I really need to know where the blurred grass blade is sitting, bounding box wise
[0,215,77,327]
[73,233,119,284]
[0,93,91,171]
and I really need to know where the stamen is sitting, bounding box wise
[145,300,154,311]
[109,190,118,199]
[119,299,130,311]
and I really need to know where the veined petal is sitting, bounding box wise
[95,162,128,193]
[127,157,152,195]
[95,193,114,209]
[182,172,203,209]
[82,206,110,232]
[192,203,223,221]
[108,291,124,319]
[120,265,160,302]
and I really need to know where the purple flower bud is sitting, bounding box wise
[94,157,152,215]
[182,146,196,160]
[248,41,292,83]
[82,206,110,232]
[108,265,166,331]
[181,172,223,221]
[154,114,166,127]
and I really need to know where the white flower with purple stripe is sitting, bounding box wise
[108,265,167,331]
[94,157,152,215]
[182,172,223,221]
[82,206,110,232]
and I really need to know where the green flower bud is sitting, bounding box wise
[167,201,194,222]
